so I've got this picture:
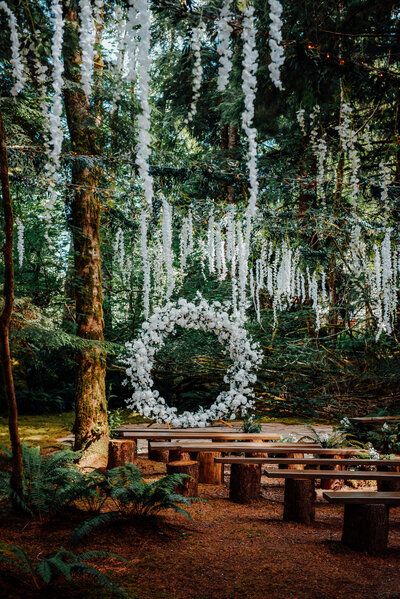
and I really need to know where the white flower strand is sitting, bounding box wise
[78,0,96,99]
[0,1,25,96]
[296,108,306,135]
[123,297,263,427]
[267,0,284,90]
[114,227,125,270]
[185,21,205,123]
[140,210,151,318]
[16,218,24,268]
[162,197,175,300]
[43,0,64,234]
[216,0,233,92]
[241,5,259,233]
[135,0,153,208]
[125,0,138,83]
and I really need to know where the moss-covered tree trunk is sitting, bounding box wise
[62,4,108,468]
[0,113,23,496]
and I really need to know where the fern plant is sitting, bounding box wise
[0,542,128,597]
[241,414,262,434]
[298,426,364,449]
[0,445,84,520]
[73,464,198,542]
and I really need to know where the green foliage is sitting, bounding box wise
[298,426,364,449]
[73,463,198,542]
[0,445,82,519]
[339,418,400,454]
[108,408,125,439]
[0,543,128,597]
[241,413,262,434]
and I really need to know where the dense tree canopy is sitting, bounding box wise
[0,1,399,438]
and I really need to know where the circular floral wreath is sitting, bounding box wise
[122,298,263,428]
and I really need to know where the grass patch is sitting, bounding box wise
[0,412,75,449]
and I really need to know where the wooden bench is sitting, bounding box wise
[264,469,400,524]
[214,456,400,505]
[121,431,281,461]
[150,442,322,484]
[323,491,400,553]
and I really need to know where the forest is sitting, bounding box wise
[0,1,400,598]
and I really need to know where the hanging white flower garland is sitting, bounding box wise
[185,21,205,124]
[78,0,96,99]
[140,209,151,318]
[16,217,24,268]
[216,0,233,92]
[135,0,153,208]
[123,297,263,427]
[0,1,25,96]
[267,0,284,90]
[241,5,259,229]
[43,0,64,234]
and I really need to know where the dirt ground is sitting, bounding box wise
[1,456,399,599]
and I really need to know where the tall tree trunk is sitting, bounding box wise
[63,4,108,468]
[0,113,23,497]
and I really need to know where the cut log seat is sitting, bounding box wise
[166,460,199,497]
[229,463,261,503]
[323,491,400,554]
[107,439,136,468]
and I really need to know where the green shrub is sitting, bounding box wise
[0,543,128,597]
[0,445,83,519]
[73,463,199,542]
[298,426,364,449]
[241,413,262,434]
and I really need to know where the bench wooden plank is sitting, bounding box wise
[120,431,281,440]
[214,457,400,467]
[323,491,400,505]
[264,469,400,480]
[350,416,400,423]
[150,442,321,451]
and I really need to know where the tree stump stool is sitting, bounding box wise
[283,477,316,524]
[169,449,191,462]
[320,454,344,490]
[198,451,223,484]
[342,503,389,554]
[166,460,199,497]
[278,452,305,470]
[107,439,136,469]
[229,463,261,503]
[377,465,400,492]
[148,439,170,462]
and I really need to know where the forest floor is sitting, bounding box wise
[1,453,399,599]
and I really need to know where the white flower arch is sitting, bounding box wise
[123,298,263,427]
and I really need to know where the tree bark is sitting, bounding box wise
[62,4,108,469]
[342,503,389,554]
[283,478,316,524]
[229,463,261,503]
[0,113,23,499]
[167,460,199,497]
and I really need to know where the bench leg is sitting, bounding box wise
[342,504,389,554]
[198,451,223,485]
[148,439,170,462]
[166,460,199,497]
[283,478,316,524]
[229,463,261,503]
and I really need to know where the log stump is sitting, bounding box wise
[283,477,316,524]
[229,463,261,503]
[166,460,199,497]
[107,439,136,469]
[198,451,223,485]
[148,439,169,463]
[320,454,344,490]
[377,466,400,492]
[342,503,389,554]
[169,449,191,462]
